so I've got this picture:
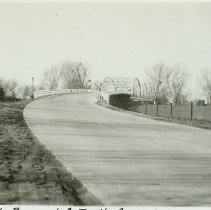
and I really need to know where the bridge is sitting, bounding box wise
[33,77,141,100]
[100,77,141,96]
[99,77,142,106]
[33,77,154,105]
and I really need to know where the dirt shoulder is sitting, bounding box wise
[0,100,102,205]
[97,100,211,130]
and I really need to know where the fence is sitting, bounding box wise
[123,102,211,122]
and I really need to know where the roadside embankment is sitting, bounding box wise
[0,100,102,205]
[97,100,211,130]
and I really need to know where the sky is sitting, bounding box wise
[0,2,211,98]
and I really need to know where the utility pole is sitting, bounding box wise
[144,83,147,100]
[31,77,34,95]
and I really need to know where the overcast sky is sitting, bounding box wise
[0,2,211,98]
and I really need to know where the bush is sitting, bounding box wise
[3,96,19,102]
[30,94,34,99]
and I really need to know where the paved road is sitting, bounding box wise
[24,93,211,206]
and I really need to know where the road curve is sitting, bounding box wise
[24,93,211,206]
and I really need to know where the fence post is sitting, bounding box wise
[145,101,148,114]
[190,102,193,120]
[170,104,173,117]
[156,103,158,116]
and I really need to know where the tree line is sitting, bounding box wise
[0,61,91,100]
[142,62,211,104]
[92,62,211,105]
[39,61,91,91]
[142,62,189,105]
[0,78,18,100]
[0,78,34,100]
[1,60,211,104]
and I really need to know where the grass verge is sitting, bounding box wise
[97,100,211,130]
[0,100,102,205]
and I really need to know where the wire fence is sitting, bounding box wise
[123,102,211,122]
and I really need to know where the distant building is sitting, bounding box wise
[194,99,206,106]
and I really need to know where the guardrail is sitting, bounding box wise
[34,89,92,99]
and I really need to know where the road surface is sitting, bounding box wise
[24,93,211,205]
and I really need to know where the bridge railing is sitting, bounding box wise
[34,89,93,99]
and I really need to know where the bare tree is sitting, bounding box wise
[22,85,31,98]
[199,68,211,103]
[144,62,171,104]
[0,77,4,87]
[3,79,18,97]
[40,65,61,90]
[143,62,189,104]
[60,61,91,89]
[91,80,102,91]
[170,64,189,104]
